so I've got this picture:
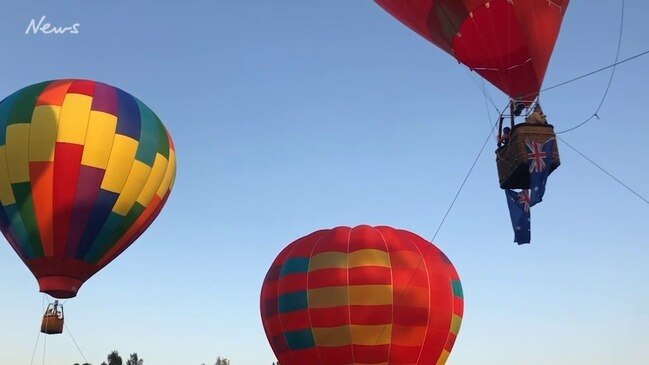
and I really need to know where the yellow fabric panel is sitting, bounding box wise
[57,93,92,144]
[312,326,351,347]
[308,286,348,308]
[156,148,175,197]
[112,160,151,215]
[310,251,347,271]
[136,153,168,206]
[0,147,16,205]
[351,324,392,346]
[81,111,117,169]
[436,350,451,365]
[348,249,390,268]
[29,105,60,162]
[101,135,138,193]
[450,314,462,335]
[6,124,31,183]
[349,285,392,306]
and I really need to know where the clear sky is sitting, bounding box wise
[0,1,648,364]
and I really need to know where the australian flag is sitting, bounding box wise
[505,189,531,244]
[526,138,555,206]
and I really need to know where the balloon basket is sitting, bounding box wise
[496,123,561,189]
[40,303,64,335]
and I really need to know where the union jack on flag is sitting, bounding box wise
[526,139,549,173]
[527,138,555,206]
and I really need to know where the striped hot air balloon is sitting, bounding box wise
[261,225,463,365]
[0,79,176,299]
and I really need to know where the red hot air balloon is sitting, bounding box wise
[0,80,177,299]
[374,0,570,102]
[260,225,463,365]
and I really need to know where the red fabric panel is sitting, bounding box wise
[67,79,96,96]
[354,344,390,364]
[349,266,392,285]
[29,161,54,256]
[307,268,347,289]
[314,346,353,365]
[52,142,84,258]
[349,224,387,251]
[279,309,311,332]
[350,304,392,325]
[309,306,349,327]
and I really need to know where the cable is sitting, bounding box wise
[29,329,41,365]
[30,294,47,365]
[557,0,625,134]
[65,322,89,364]
[540,49,649,95]
[373,119,499,346]
[42,334,46,365]
[432,111,500,242]
[558,136,649,205]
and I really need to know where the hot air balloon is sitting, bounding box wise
[0,79,176,308]
[260,225,463,365]
[374,0,566,189]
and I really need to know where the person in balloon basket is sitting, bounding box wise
[525,104,547,124]
[498,126,511,149]
[47,300,62,319]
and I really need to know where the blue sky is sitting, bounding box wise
[0,1,648,364]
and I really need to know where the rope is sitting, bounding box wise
[373,113,501,346]
[432,119,498,242]
[29,328,41,365]
[30,294,47,365]
[557,0,625,134]
[558,136,649,206]
[538,49,649,96]
[42,334,46,365]
[65,322,89,364]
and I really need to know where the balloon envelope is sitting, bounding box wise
[261,225,463,365]
[0,79,177,298]
[375,0,570,100]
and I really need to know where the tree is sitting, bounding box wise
[126,353,143,365]
[214,357,230,365]
[101,351,122,365]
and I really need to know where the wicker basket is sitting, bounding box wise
[496,123,560,189]
[41,314,64,334]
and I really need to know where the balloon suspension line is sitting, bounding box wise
[556,0,625,134]
[29,327,41,365]
[42,334,47,365]
[65,322,89,364]
[373,115,499,347]
[557,136,649,206]
[30,294,47,365]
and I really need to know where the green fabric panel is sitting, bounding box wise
[84,212,125,262]
[12,182,44,257]
[0,92,21,145]
[101,202,145,260]
[134,100,159,166]
[155,114,170,159]
[452,280,464,299]
[284,329,315,350]
[8,82,49,125]
[5,204,34,257]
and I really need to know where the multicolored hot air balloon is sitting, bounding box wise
[261,225,463,365]
[0,79,176,299]
[374,0,570,101]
